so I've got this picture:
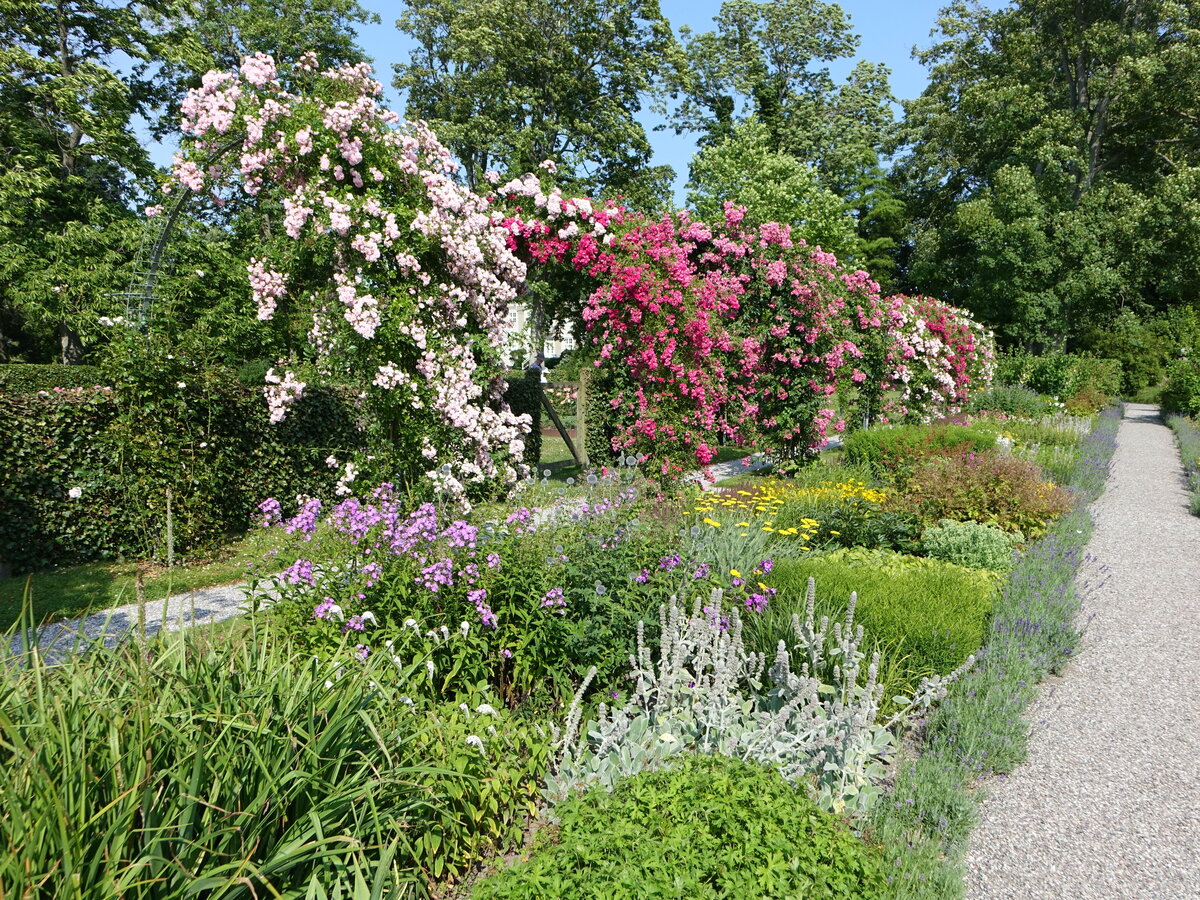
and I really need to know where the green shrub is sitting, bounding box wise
[0,622,549,897]
[473,755,888,900]
[997,349,1123,398]
[0,363,106,394]
[1162,358,1200,417]
[0,356,362,572]
[888,450,1073,537]
[842,423,996,481]
[968,383,1048,418]
[921,519,1022,573]
[503,371,543,466]
[747,549,997,706]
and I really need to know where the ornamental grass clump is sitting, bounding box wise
[0,618,548,896]
[547,581,974,816]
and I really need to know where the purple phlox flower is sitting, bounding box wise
[442,519,478,548]
[458,562,480,585]
[344,614,367,632]
[283,558,316,587]
[284,498,323,539]
[659,553,682,571]
[692,563,711,579]
[468,588,497,628]
[744,593,770,613]
[540,587,566,609]
[730,577,745,588]
[485,552,501,569]
[634,568,650,583]
[756,558,774,575]
[418,557,455,592]
[258,497,282,527]
[360,561,382,587]
[501,648,513,659]
[506,507,532,526]
[312,597,339,619]
[355,643,370,660]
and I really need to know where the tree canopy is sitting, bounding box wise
[394,0,682,207]
[898,0,1200,349]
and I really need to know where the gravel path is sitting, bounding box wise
[7,581,265,662]
[965,404,1200,899]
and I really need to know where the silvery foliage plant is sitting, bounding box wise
[546,578,974,816]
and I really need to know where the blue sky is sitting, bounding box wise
[352,0,955,202]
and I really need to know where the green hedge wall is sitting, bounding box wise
[0,381,363,573]
[503,371,543,467]
[0,364,106,394]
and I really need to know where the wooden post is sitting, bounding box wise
[165,488,174,567]
[576,373,589,467]
[540,389,583,468]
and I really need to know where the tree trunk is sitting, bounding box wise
[58,321,84,364]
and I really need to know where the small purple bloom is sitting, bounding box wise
[692,563,710,579]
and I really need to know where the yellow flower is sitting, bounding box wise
[761,526,775,533]
[730,569,741,578]
[829,530,841,536]
[736,521,750,528]
[703,517,722,527]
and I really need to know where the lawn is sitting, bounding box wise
[0,525,306,630]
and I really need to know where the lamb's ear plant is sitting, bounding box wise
[547,578,974,816]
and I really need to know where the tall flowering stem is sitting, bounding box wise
[165,53,531,506]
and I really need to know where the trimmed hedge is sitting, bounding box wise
[503,371,543,467]
[0,381,363,572]
[0,363,106,394]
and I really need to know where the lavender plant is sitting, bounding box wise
[546,578,974,816]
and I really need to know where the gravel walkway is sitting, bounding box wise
[965,404,1200,899]
[7,582,264,662]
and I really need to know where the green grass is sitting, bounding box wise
[0,526,311,630]
[747,549,999,709]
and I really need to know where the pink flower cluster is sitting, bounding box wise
[167,55,534,506]
[494,183,994,467]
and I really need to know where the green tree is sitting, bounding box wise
[151,0,378,139]
[898,0,1200,349]
[0,0,181,361]
[685,118,858,256]
[672,0,902,272]
[393,0,682,206]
